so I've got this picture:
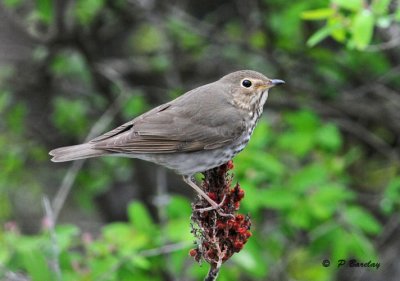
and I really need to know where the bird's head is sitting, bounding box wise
[220,70,285,111]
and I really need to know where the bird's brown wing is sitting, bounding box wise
[90,91,245,154]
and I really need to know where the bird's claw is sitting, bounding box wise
[195,195,235,218]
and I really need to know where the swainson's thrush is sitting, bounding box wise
[50,70,285,210]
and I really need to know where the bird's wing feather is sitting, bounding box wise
[90,85,245,154]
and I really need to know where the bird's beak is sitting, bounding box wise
[257,79,285,90]
[270,79,285,87]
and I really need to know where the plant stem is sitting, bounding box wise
[204,264,220,281]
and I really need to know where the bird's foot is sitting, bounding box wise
[183,175,234,218]
[195,195,235,218]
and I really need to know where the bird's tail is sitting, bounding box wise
[49,143,107,162]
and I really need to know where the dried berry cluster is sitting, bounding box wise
[189,160,252,268]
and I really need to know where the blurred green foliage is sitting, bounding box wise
[1,113,394,281]
[0,0,399,280]
[302,0,400,49]
[1,200,195,281]
[75,0,105,26]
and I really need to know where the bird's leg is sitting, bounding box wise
[194,195,227,212]
[183,176,233,217]
[183,175,221,209]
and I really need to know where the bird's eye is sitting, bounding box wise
[242,79,252,88]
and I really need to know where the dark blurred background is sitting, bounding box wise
[0,0,399,280]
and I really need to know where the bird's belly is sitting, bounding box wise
[127,134,252,175]
[131,149,232,175]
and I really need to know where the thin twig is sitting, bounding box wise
[365,37,400,52]
[0,269,31,281]
[42,197,62,281]
[51,67,130,222]
[52,160,84,222]
[154,167,169,225]
[376,214,400,248]
[334,118,400,162]
[153,167,175,280]
[139,242,191,257]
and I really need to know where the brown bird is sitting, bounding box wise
[50,70,284,211]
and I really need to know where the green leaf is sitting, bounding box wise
[372,0,391,15]
[381,177,400,214]
[78,169,111,193]
[130,255,151,270]
[249,31,267,49]
[287,201,311,229]
[343,206,382,234]
[0,90,11,112]
[285,110,320,131]
[55,224,80,250]
[150,54,171,72]
[236,151,285,181]
[21,248,53,281]
[132,24,166,54]
[128,201,156,235]
[52,97,89,136]
[307,185,353,220]
[169,250,190,276]
[37,0,53,24]
[328,15,347,42]
[89,255,119,278]
[287,248,331,281]
[51,51,89,81]
[101,222,149,252]
[232,249,260,273]
[288,164,328,192]
[306,24,337,47]
[315,184,355,204]
[349,232,377,259]
[6,102,27,134]
[331,228,350,261]
[240,180,264,212]
[301,8,335,20]
[75,0,105,26]
[166,219,192,242]
[248,120,270,148]
[167,18,204,51]
[122,94,149,119]
[232,239,268,277]
[225,22,244,41]
[396,6,400,21]
[102,223,131,243]
[3,0,23,7]
[166,196,191,219]
[0,194,12,220]
[332,0,363,11]
[316,123,342,151]
[278,132,315,157]
[351,9,375,50]
[259,187,298,210]
[1,144,24,176]
[260,153,285,178]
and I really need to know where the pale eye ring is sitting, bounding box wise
[242,79,252,88]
